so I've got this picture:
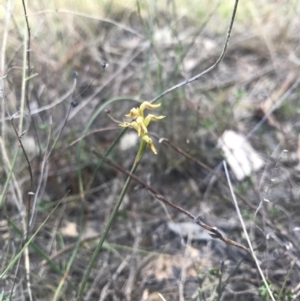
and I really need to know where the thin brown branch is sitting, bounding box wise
[92,149,251,256]
[151,0,239,104]
[9,119,33,232]
[156,137,256,210]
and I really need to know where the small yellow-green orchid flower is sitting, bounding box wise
[119,101,165,154]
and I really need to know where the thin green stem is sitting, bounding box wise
[76,141,147,300]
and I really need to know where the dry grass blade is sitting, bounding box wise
[0,197,64,279]
[223,161,276,301]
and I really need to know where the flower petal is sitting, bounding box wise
[136,116,148,135]
[142,134,157,155]
[125,107,140,119]
[140,101,161,113]
[144,114,165,126]
[119,122,131,128]
[119,121,139,133]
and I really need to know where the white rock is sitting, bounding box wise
[218,130,264,181]
[119,132,139,151]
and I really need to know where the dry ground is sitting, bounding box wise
[1,1,300,300]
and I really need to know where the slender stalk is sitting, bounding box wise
[76,141,147,300]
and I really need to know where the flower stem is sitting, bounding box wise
[76,141,147,300]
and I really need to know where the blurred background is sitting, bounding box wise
[1,0,300,300]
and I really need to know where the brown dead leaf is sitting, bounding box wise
[60,222,78,237]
